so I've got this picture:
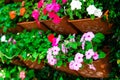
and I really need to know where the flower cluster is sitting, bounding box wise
[46,31,106,71]
[32,0,67,24]
[66,0,103,19]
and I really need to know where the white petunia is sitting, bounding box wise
[94,8,103,17]
[87,5,97,15]
[70,0,82,10]
[1,35,7,42]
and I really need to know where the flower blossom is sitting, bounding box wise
[93,52,99,60]
[70,0,82,10]
[19,71,26,80]
[32,10,39,20]
[85,49,94,59]
[38,0,44,8]
[74,53,84,63]
[52,46,60,55]
[62,0,67,4]
[94,9,103,17]
[1,35,7,42]
[48,34,55,43]
[62,44,68,53]
[52,15,61,24]
[48,56,57,65]
[69,60,82,71]
[88,64,96,71]
[87,5,97,15]
[85,32,95,41]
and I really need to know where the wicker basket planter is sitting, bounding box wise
[68,18,113,34]
[41,16,78,34]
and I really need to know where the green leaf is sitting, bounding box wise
[27,70,35,79]
[59,76,63,80]
[57,60,63,66]
[94,33,105,40]
[85,41,93,50]
[99,51,106,59]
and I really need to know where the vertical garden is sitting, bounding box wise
[0,0,120,80]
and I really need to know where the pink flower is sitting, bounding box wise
[38,0,44,8]
[74,53,84,63]
[52,15,61,24]
[62,0,67,4]
[93,52,99,60]
[48,11,56,19]
[12,39,16,44]
[61,44,68,53]
[8,37,13,43]
[81,41,85,50]
[52,38,58,46]
[52,3,60,12]
[73,62,82,71]
[47,48,53,59]
[85,49,94,59]
[48,57,57,65]
[80,33,87,42]
[43,8,47,15]
[85,32,95,41]
[88,64,96,71]
[69,60,75,70]
[46,4,54,12]
[52,46,60,55]
[19,71,25,80]
[32,10,39,20]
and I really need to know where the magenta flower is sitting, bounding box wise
[85,49,94,59]
[74,53,84,63]
[32,10,39,20]
[52,3,60,12]
[38,0,44,8]
[52,15,61,24]
[48,11,56,19]
[46,4,54,12]
[93,52,99,60]
[62,0,67,4]
[12,39,16,44]
[85,32,95,41]
[88,64,96,71]
[52,38,58,46]
[52,46,60,55]
[62,44,68,53]
[19,71,25,80]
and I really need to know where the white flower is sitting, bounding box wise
[87,5,97,15]
[94,8,103,17]
[83,0,86,2]
[70,0,82,10]
[1,35,7,42]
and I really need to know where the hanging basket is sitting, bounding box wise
[41,16,78,34]
[68,18,113,34]
[49,46,111,78]
[17,21,48,32]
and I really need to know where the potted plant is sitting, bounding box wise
[46,31,111,78]
[31,0,78,34]
[65,0,113,34]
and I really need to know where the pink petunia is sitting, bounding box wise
[52,15,61,24]
[85,49,94,59]
[48,11,56,19]
[48,57,57,65]
[43,8,47,15]
[52,3,60,12]
[85,32,95,41]
[74,53,84,63]
[69,60,75,70]
[19,71,25,80]
[52,38,58,46]
[62,0,67,4]
[81,41,85,50]
[46,4,54,12]
[93,52,99,60]
[80,33,87,42]
[73,61,82,71]
[32,10,39,20]
[38,0,44,8]
[88,64,96,71]
[52,46,60,55]
[61,44,68,53]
